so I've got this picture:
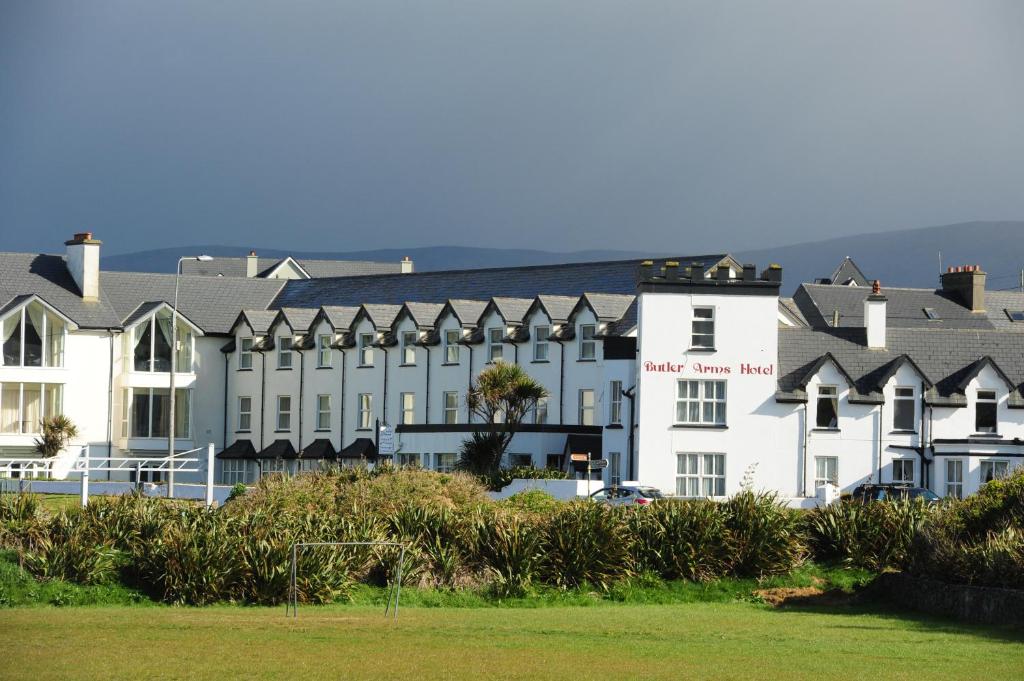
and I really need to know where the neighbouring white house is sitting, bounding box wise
[2,232,1023,501]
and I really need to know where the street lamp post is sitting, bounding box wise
[168,255,212,498]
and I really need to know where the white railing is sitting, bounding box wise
[0,443,216,507]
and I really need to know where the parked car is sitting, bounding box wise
[589,485,665,506]
[850,484,941,504]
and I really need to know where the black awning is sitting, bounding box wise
[300,438,337,460]
[564,433,602,459]
[217,439,257,460]
[259,439,297,459]
[338,437,378,460]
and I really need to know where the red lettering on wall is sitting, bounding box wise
[643,361,686,373]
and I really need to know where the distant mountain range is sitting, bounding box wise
[101,221,1024,294]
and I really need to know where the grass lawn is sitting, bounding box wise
[4,602,1022,681]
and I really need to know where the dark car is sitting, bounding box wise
[850,484,941,504]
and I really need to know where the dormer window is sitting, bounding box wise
[444,329,460,364]
[317,335,332,368]
[359,333,374,366]
[1,301,66,368]
[131,310,192,373]
[402,331,417,365]
[893,387,915,432]
[533,326,550,361]
[975,389,997,434]
[277,337,294,369]
[239,338,253,370]
[816,386,838,429]
[487,328,504,363]
[691,307,715,349]
[578,324,596,361]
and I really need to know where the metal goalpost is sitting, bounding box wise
[287,541,407,620]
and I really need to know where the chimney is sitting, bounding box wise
[246,250,259,278]
[401,256,414,274]
[741,264,756,281]
[940,265,986,312]
[864,279,887,349]
[65,232,101,301]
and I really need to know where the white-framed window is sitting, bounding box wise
[221,459,247,485]
[893,386,915,431]
[675,380,726,425]
[814,456,839,489]
[608,380,623,425]
[262,458,286,476]
[358,393,373,430]
[945,459,964,499]
[276,395,291,431]
[397,452,420,467]
[237,396,252,432]
[816,385,838,429]
[1,301,67,368]
[401,392,415,425]
[277,336,293,369]
[533,325,549,361]
[239,337,253,370]
[676,453,726,497]
[691,307,715,349]
[123,387,190,439]
[980,459,1010,484]
[0,382,64,435]
[608,451,622,486]
[443,391,459,425]
[316,394,331,430]
[317,334,332,368]
[402,331,417,365]
[892,458,914,485]
[975,389,997,434]
[578,324,596,360]
[487,327,504,363]
[129,309,193,373]
[578,389,595,426]
[359,333,374,366]
[444,329,460,363]
[533,396,548,425]
[435,452,457,473]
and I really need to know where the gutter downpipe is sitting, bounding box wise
[556,338,566,424]
[624,385,636,481]
[258,349,267,453]
[107,330,115,481]
[423,344,431,425]
[466,343,474,424]
[381,345,389,426]
[917,382,927,488]
[801,402,809,497]
[338,346,346,454]
[877,402,884,483]
[297,342,305,459]
[222,352,229,451]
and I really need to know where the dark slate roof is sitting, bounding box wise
[259,439,297,459]
[486,297,534,325]
[217,439,257,460]
[578,293,635,322]
[446,299,488,326]
[778,297,809,327]
[823,257,870,286]
[777,326,1024,405]
[358,304,402,329]
[319,306,359,331]
[101,272,284,335]
[793,284,994,330]
[983,291,1024,332]
[181,256,401,278]
[398,302,445,329]
[271,255,730,310]
[272,307,318,334]
[0,253,122,328]
[535,295,579,324]
[234,310,279,336]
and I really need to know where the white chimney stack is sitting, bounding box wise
[246,250,259,278]
[65,232,101,301]
[401,256,414,274]
[864,279,887,349]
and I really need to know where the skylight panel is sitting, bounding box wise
[922,308,940,321]
[1005,309,1024,322]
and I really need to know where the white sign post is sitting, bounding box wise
[378,424,396,458]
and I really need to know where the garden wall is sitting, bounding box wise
[872,572,1024,625]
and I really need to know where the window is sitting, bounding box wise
[262,458,286,476]
[893,458,914,485]
[975,389,997,433]
[981,460,1010,484]
[0,382,63,435]
[893,387,915,431]
[923,307,940,321]
[814,456,839,489]
[435,453,457,473]
[509,453,532,468]
[533,396,548,425]
[816,386,838,429]
[359,333,374,366]
[945,459,964,499]
[444,329,460,363]
[608,380,623,425]
[402,331,417,365]
[676,453,726,497]
[578,324,596,360]
[222,459,246,485]
[675,380,726,425]
[277,336,293,369]
[608,451,622,486]
[1,302,66,368]
[487,328,504,363]
[546,453,564,470]
[317,335,332,368]
[124,387,189,439]
[443,392,459,425]
[316,394,331,430]
[237,396,252,432]
[129,310,192,373]
[276,395,291,431]
[401,392,415,425]
[1005,309,1024,322]
[239,337,253,370]
[578,389,595,426]
[358,393,373,429]
[691,307,715,349]
[533,326,549,361]
[397,452,420,467]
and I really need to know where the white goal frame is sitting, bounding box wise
[287,541,407,619]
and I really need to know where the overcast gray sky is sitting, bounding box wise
[2,1,1022,256]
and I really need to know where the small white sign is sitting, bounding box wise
[378,424,396,456]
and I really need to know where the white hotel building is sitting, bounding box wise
[1,234,1022,500]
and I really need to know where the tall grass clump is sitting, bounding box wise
[469,509,545,597]
[803,498,933,570]
[543,502,633,590]
[629,500,732,582]
[723,491,804,578]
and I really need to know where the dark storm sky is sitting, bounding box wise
[2,1,1023,256]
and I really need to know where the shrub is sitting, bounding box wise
[629,500,732,582]
[543,502,633,590]
[803,498,933,570]
[21,511,121,585]
[226,483,248,502]
[468,510,545,597]
[337,468,489,515]
[0,492,44,552]
[723,491,804,578]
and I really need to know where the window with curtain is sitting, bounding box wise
[23,302,44,367]
[0,383,62,434]
[1,314,20,366]
[1,303,64,367]
[134,322,152,371]
[127,387,190,438]
[175,324,192,371]
[153,312,173,372]
[1,383,20,433]
[45,311,65,367]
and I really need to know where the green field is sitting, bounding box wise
[4,602,1022,681]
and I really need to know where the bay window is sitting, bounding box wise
[124,387,190,439]
[131,310,194,373]
[0,383,63,434]
[1,302,66,367]
[675,379,726,426]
